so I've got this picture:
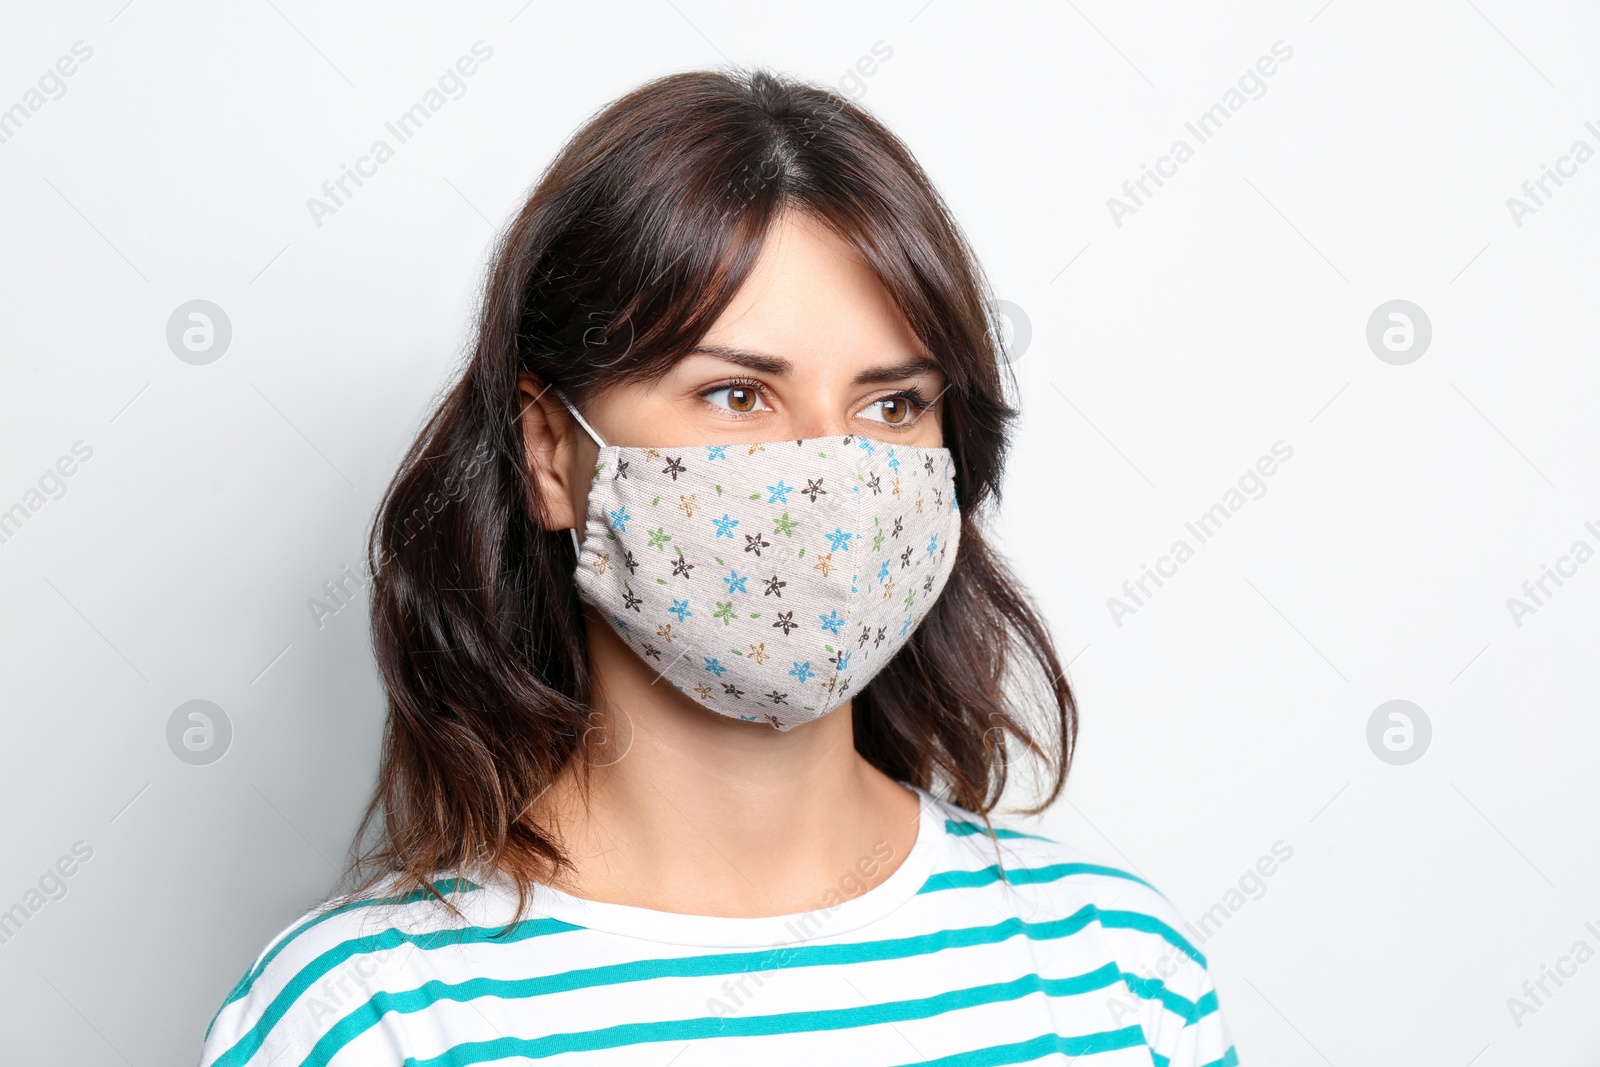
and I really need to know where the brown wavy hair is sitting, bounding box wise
[345,67,1077,912]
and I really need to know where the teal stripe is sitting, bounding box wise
[889,1027,1149,1066]
[396,971,1142,1066]
[209,916,580,1067]
[204,878,481,1042]
[943,818,1057,843]
[1201,1045,1239,1067]
[301,908,1210,1066]
[919,860,1156,894]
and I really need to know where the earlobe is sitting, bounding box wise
[517,372,580,532]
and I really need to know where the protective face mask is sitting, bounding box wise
[555,390,961,730]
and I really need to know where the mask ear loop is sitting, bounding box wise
[548,387,608,558]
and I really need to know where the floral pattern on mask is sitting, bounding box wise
[572,434,961,729]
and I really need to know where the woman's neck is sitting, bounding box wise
[529,609,922,917]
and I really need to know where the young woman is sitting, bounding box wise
[199,69,1236,1067]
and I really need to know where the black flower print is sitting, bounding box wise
[858,624,872,648]
[874,626,887,648]
[773,611,798,636]
[766,691,788,705]
[764,574,786,597]
[722,683,745,698]
[801,477,827,502]
[623,549,639,575]
[900,546,913,568]
[671,554,695,579]
[745,532,771,557]
[866,475,881,495]
[641,643,662,661]
[622,588,643,612]
[891,516,903,538]
[617,459,630,479]
[662,456,687,480]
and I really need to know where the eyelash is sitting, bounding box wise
[696,378,935,426]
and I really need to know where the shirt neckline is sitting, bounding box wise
[497,784,946,949]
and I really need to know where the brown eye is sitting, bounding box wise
[879,397,909,424]
[728,387,758,413]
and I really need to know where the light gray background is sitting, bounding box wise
[2,1,1597,1063]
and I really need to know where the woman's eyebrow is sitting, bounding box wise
[851,357,943,386]
[691,345,942,386]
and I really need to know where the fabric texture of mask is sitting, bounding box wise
[557,393,961,730]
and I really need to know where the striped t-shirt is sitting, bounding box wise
[199,787,1237,1066]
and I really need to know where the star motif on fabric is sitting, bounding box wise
[744,532,771,557]
[772,611,798,635]
[746,642,769,665]
[801,478,827,502]
[772,512,799,537]
[818,609,845,635]
[662,456,687,480]
[713,601,738,626]
[656,624,677,643]
[641,642,662,660]
[677,493,699,518]
[765,691,787,705]
[671,554,695,579]
[592,551,612,575]
[623,550,639,575]
[767,480,793,503]
[788,661,815,683]
[812,552,836,578]
[621,588,642,612]
[721,682,745,698]
[617,459,630,478]
[723,570,749,594]
[825,527,854,551]
[763,574,786,597]
[706,445,729,461]
[693,683,714,701]
[703,657,728,676]
[609,505,631,531]
[668,598,692,621]
[712,514,740,538]
[900,546,914,568]
[647,527,672,550]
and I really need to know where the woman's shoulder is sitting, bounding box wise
[918,793,1230,1053]
[916,792,1236,1060]
[197,873,492,1067]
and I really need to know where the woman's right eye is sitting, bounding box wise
[701,385,770,414]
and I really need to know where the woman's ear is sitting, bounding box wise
[517,372,590,532]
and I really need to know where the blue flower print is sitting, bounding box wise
[887,449,901,472]
[706,445,729,461]
[789,661,815,684]
[825,527,855,551]
[723,570,749,594]
[927,533,939,557]
[712,514,740,538]
[703,657,728,677]
[835,650,852,672]
[818,609,845,635]
[767,480,793,504]
[609,505,632,532]
[669,598,693,622]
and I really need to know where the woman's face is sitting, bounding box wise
[576,209,946,450]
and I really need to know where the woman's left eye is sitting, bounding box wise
[858,394,927,426]
[702,385,770,414]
